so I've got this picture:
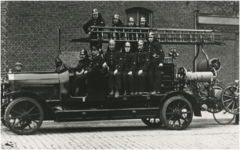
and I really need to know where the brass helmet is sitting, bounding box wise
[128,17,134,22]
[113,14,119,19]
[140,17,146,22]
[125,41,131,47]
[15,62,22,67]
[92,8,99,14]
[148,31,155,38]
[138,40,144,46]
[109,39,116,45]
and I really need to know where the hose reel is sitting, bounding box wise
[177,67,217,88]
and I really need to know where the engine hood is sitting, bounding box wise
[8,72,59,84]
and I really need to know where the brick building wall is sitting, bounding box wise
[1,1,239,84]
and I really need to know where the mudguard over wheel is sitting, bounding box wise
[160,96,193,130]
[4,97,44,135]
[1,103,8,127]
[141,118,163,127]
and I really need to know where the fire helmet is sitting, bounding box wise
[109,39,116,45]
[128,17,134,22]
[92,8,99,14]
[140,17,146,22]
[125,42,131,47]
[113,14,119,19]
[138,40,144,46]
[15,62,22,67]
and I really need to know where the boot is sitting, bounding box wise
[124,91,127,96]
[138,92,143,95]
[130,92,134,96]
[135,91,138,95]
[110,89,114,96]
[115,90,119,98]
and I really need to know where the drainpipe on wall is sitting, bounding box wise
[194,9,200,72]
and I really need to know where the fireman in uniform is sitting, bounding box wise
[126,17,138,53]
[138,17,150,40]
[134,40,149,95]
[146,32,165,95]
[88,45,104,71]
[122,42,136,96]
[14,62,23,72]
[103,39,123,98]
[111,14,125,51]
[83,8,105,54]
[72,49,91,96]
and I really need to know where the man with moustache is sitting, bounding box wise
[134,40,149,95]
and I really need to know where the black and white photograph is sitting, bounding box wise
[1,0,239,149]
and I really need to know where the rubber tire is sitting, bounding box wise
[141,118,163,127]
[221,84,239,115]
[4,97,44,135]
[207,82,225,113]
[213,112,235,125]
[160,96,193,130]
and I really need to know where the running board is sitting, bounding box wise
[54,107,159,122]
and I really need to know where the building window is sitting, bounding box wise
[126,7,153,27]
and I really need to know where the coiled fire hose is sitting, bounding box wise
[185,72,214,82]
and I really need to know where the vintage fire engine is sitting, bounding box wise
[1,26,238,135]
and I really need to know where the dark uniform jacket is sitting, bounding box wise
[145,41,165,63]
[75,58,91,72]
[123,52,136,72]
[110,20,125,40]
[89,54,104,71]
[135,50,150,71]
[104,49,123,71]
[83,13,106,34]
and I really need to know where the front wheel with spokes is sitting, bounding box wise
[4,97,44,135]
[160,96,193,130]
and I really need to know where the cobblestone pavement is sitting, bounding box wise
[1,112,239,149]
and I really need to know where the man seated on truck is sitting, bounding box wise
[72,49,91,96]
[103,39,123,98]
[83,8,106,53]
[134,40,149,95]
[145,32,165,95]
[122,42,136,96]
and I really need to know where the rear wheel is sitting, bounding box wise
[221,84,239,114]
[141,118,162,127]
[213,109,235,125]
[4,97,44,135]
[160,96,193,130]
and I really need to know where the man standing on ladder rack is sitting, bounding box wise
[83,8,105,53]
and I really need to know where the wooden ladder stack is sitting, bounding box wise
[90,26,221,44]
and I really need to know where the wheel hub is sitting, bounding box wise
[173,109,182,118]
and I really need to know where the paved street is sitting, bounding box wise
[1,112,239,149]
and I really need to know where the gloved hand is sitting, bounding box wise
[114,69,118,75]
[158,63,163,67]
[102,62,108,68]
[84,70,88,74]
[138,70,143,75]
[128,71,132,75]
